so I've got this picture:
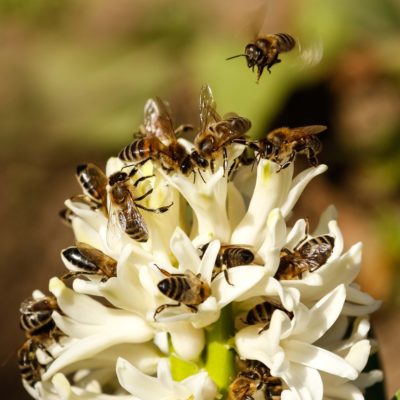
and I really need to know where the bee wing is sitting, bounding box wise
[144,97,176,147]
[199,85,219,133]
[290,125,327,139]
[106,198,125,248]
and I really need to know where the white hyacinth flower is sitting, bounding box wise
[18,86,382,400]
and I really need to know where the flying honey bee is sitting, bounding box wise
[275,234,335,280]
[252,125,327,170]
[19,295,59,337]
[153,267,211,320]
[227,33,296,82]
[119,98,195,176]
[244,299,293,334]
[191,85,252,174]
[199,242,257,285]
[228,359,283,400]
[107,169,173,243]
[61,242,117,281]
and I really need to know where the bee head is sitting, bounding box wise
[108,171,128,186]
[191,151,209,169]
[244,44,262,67]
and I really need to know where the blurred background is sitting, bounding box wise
[1,0,399,398]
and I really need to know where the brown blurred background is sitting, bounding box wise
[1,0,399,398]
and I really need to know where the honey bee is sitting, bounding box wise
[19,295,59,337]
[252,125,327,170]
[275,234,334,280]
[18,339,47,387]
[107,169,173,243]
[61,242,117,281]
[228,359,283,400]
[191,85,252,173]
[153,267,211,320]
[76,163,108,208]
[244,300,293,334]
[227,33,296,82]
[119,98,195,176]
[199,243,257,285]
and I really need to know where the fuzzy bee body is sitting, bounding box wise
[253,125,327,170]
[227,33,296,82]
[76,163,108,207]
[61,242,117,281]
[228,359,283,400]
[18,339,42,387]
[245,300,293,333]
[275,234,334,280]
[119,98,195,176]
[200,243,256,285]
[19,296,59,336]
[154,268,211,319]
[192,85,251,173]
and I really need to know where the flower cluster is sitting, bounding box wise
[18,85,382,400]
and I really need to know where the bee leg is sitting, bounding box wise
[61,271,99,281]
[35,342,54,360]
[132,188,153,202]
[186,304,198,313]
[223,268,234,286]
[136,202,173,214]
[153,303,181,320]
[197,169,206,183]
[258,322,270,335]
[306,148,319,167]
[132,174,155,187]
[277,151,296,171]
[222,147,228,176]
[293,221,309,251]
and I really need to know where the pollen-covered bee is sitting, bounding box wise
[253,125,327,170]
[61,242,117,281]
[199,242,257,285]
[227,33,296,82]
[153,267,211,320]
[275,234,335,280]
[76,163,108,207]
[191,85,251,173]
[244,299,293,334]
[228,359,283,400]
[119,98,194,176]
[107,169,173,243]
[19,295,59,337]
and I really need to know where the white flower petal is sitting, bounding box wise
[170,227,201,274]
[169,322,205,360]
[116,357,171,399]
[284,340,358,380]
[280,363,323,400]
[231,160,293,247]
[280,164,327,218]
[291,285,346,343]
[313,205,337,236]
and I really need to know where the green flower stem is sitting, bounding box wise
[205,305,235,397]
[169,340,200,381]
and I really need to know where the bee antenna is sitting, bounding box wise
[226,54,247,61]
